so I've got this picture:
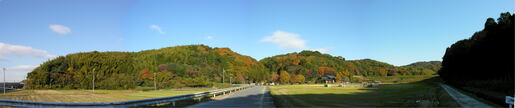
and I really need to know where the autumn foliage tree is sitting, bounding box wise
[378,69,387,76]
[269,72,279,82]
[335,72,343,83]
[139,69,153,80]
[294,74,305,84]
[280,71,290,84]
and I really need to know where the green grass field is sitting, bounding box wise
[270,76,460,107]
[0,88,216,103]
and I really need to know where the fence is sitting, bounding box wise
[0,85,255,107]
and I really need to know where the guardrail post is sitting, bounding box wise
[213,93,216,98]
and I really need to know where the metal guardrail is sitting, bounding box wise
[0,85,255,107]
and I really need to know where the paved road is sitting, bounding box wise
[440,84,492,108]
[187,86,275,108]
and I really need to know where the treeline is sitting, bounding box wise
[438,12,514,105]
[25,45,268,89]
[260,50,441,84]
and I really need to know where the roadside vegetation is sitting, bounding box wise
[269,76,460,107]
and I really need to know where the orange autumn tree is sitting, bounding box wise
[317,67,328,77]
[139,69,153,80]
[378,68,387,76]
[269,72,279,82]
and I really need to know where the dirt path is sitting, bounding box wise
[440,84,492,108]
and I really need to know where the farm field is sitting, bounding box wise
[269,76,460,107]
[0,88,216,103]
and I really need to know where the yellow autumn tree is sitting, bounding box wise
[295,74,305,84]
[280,71,290,84]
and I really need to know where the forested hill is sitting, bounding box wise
[25,45,442,89]
[25,45,269,89]
[259,51,440,83]
[402,61,441,71]
[399,61,441,75]
[438,12,514,105]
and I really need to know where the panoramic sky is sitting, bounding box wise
[0,0,513,81]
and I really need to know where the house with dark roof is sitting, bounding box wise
[320,75,336,84]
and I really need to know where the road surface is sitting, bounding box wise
[187,86,275,108]
[440,84,492,108]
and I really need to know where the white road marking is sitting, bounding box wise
[260,86,265,108]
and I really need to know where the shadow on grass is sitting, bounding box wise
[270,77,462,107]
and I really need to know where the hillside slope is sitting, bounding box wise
[25,45,268,89]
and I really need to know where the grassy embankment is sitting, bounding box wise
[269,75,460,107]
[0,83,234,103]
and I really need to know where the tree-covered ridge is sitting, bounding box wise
[25,45,268,89]
[402,61,441,71]
[438,12,514,105]
[259,51,439,83]
[398,61,441,75]
[260,51,347,83]
[346,59,396,76]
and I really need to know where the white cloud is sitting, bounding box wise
[6,65,38,71]
[261,30,307,50]
[149,24,165,34]
[206,35,214,40]
[49,24,72,35]
[261,30,332,53]
[0,42,56,60]
[310,48,331,53]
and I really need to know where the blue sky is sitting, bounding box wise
[0,0,513,81]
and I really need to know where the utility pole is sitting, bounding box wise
[154,58,158,91]
[153,72,157,90]
[3,68,5,94]
[92,68,95,91]
[222,68,225,84]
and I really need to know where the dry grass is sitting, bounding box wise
[0,88,215,103]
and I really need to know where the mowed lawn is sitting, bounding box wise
[0,88,215,103]
[270,77,460,107]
